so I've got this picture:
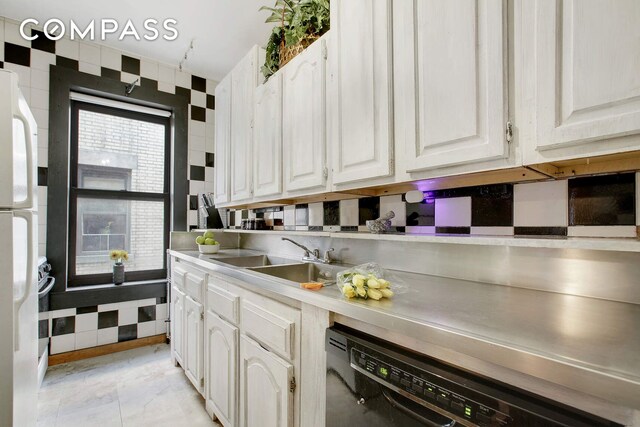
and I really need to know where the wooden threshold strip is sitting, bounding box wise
[48,334,167,366]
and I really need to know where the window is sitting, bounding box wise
[68,101,170,286]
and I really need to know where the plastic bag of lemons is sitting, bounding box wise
[337,263,396,301]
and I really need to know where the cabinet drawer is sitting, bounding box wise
[241,299,297,361]
[185,270,206,302]
[207,284,239,325]
[172,266,187,291]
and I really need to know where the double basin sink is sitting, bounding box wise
[212,255,340,284]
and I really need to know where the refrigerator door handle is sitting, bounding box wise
[13,210,34,351]
[14,109,35,210]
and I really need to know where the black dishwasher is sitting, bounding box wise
[326,325,621,427]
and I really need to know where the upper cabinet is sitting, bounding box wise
[254,73,283,199]
[282,37,329,194]
[395,0,508,173]
[214,75,231,206]
[520,0,640,164]
[230,46,261,202]
[329,1,394,185]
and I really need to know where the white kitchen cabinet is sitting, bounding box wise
[205,310,238,427]
[184,295,204,393]
[253,73,283,199]
[214,74,232,206]
[282,37,328,194]
[395,0,508,173]
[329,0,394,185]
[171,286,185,366]
[240,334,294,427]
[520,0,640,164]
[230,46,260,202]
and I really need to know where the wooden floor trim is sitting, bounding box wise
[48,334,167,366]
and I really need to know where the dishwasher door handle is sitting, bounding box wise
[38,276,56,297]
[381,388,456,427]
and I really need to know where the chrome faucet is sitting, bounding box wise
[281,237,334,264]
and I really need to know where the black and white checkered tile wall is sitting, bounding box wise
[0,16,215,257]
[227,172,640,238]
[40,297,168,355]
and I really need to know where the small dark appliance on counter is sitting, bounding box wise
[198,193,224,229]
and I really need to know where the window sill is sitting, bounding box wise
[67,279,167,292]
[50,279,168,310]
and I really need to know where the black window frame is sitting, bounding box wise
[68,101,171,287]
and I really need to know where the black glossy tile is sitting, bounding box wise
[56,56,78,70]
[296,204,309,226]
[189,225,198,231]
[118,324,137,342]
[31,30,56,53]
[323,201,340,226]
[358,197,380,225]
[76,306,97,315]
[207,94,215,110]
[38,167,48,187]
[340,226,358,232]
[189,195,198,210]
[205,152,215,167]
[514,227,568,236]
[241,210,249,219]
[436,226,470,235]
[568,173,635,226]
[39,319,49,339]
[309,226,323,231]
[5,43,31,66]
[191,105,206,122]
[228,212,235,227]
[121,55,140,75]
[190,165,205,181]
[406,201,435,226]
[0,61,3,69]
[394,226,406,233]
[273,218,283,226]
[156,297,167,304]
[138,305,156,323]
[175,86,191,103]
[101,67,121,80]
[140,77,158,90]
[192,75,206,92]
[98,310,118,329]
[52,316,75,336]
[471,184,513,227]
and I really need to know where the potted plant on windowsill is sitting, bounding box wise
[260,0,330,81]
[110,249,129,285]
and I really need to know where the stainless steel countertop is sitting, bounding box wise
[169,249,640,412]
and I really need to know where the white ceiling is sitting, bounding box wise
[0,0,274,81]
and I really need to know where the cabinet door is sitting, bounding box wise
[240,335,294,427]
[185,295,204,393]
[171,286,185,365]
[205,311,238,427]
[231,47,258,202]
[214,74,232,205]
[396,0,507,172]
[254,74,283,198]
[330,0,393,184]
[282,39,327,193]
[522,0,640,163]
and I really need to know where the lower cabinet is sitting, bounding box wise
[205,310,239,427]
[184,295,204,393]
[240,335,294,427]
[171,286,185,366]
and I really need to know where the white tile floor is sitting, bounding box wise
[38,344,219,427]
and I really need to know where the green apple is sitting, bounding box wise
[204,238,216,245]
[195,236,206,245]
[203,230,215,239]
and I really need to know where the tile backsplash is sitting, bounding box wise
[224,172,639,238]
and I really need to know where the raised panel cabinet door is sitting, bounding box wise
[523,0,640,163]
[231,47,259,202]
[205,311,238,427]
[185,295,204,393]
[214,74,232,205]
[254,73,283,198]
[282,38,327,193]
[171,286,185,365]
[240,335,294,427]
[330,0,393,184]
[396,0,508,172]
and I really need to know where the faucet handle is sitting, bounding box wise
[323,248,335,263]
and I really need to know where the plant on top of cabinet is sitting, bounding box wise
[260,0,330,81]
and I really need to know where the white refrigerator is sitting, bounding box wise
[0,70,39,427]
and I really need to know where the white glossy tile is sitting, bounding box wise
[339,199,359,226]
[75,313,98,332]
[308,202,323,226]
[50,334,75,354]
[118,307,137,326]
[30,68,49,91]
[158,64,175,84]
[435,197,471,227]
[30,50,56,71]
[406,226,436,234]
[137,322,156,339]
[31,88,49,110]
[49,308,75,319]
[56,38,79,60]
[514,180,568,227]
[189,149,205,167]
[284,205,295,226]
[121,71,139,85]
[98,302,125,312]
[38,147,48,167]
[380,195,406,227]
[191,90,206,107]
[157,81,175,94]
[136,298,157,307]
[568,226,637,238]
[78,42,100,65]
[471,226,515,236]
[637,173,639,226]
[75,330,98,350]
[4,20,30,47]
[175,70,191,88]
[97,327,118,346]
[190,120,206,138]
[37,128,48,149]
[205,167,214,183]
[155,319,167,336]
[100,46,121,70]
[206,79,217,94]
[140,59,159,80]
[4,62,30,87]
[79,62,101,76]
[189,134,206,151]
[156,304,167,320]
[189,180,205,195]
[31,107,49,130]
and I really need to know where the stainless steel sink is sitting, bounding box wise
[213,255,298,268]
[248,263,342,284]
